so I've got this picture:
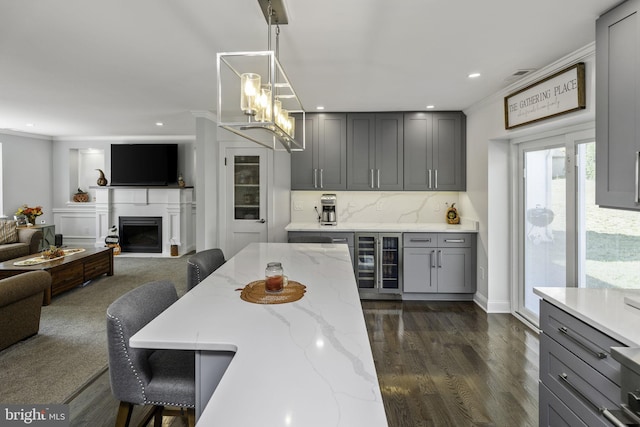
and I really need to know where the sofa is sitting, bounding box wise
[0,270,51,351]
[0,222,43,263]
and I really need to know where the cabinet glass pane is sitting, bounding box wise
[234,155,260,220]
[357,236,376,288]
[381,236,399,289]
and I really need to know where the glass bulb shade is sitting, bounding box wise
[288,116,296,137]
[273,99,282,121]
[241,73,261,115]
[255,87,272,122]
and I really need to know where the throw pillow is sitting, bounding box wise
[0,220,18,244]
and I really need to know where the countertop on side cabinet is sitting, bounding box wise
[534,287,640,346]
[285,221,479,233]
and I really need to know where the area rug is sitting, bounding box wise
[0,255,189,404]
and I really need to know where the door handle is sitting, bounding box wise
[320,169,324,188]
[377,169,380,188]
[370,169,374,189]
[313,168,318,189]
[438,249,442,268]
[428,169,432,189]
[435,169,438,189]
[256,219,266,223]
[431,250,436,268]
[636,151,640,203]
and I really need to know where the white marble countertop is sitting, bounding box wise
[130,243,388,427]
[285,220,478,233]
[534,287,640,346]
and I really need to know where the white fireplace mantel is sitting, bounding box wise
[95,187,194,257]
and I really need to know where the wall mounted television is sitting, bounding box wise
[110,144,178,186]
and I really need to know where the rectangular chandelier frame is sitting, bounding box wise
[217,50,305,152]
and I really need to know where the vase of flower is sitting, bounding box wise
[15,205,43,225]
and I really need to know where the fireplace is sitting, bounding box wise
[119,216,163,253]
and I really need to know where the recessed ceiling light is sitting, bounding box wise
[426,105,435,109]
[155,122,164,126]
[468,73,481,78]
[316,106,325,110]
[26,123,34,127]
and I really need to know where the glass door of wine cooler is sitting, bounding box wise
[355,233,402,296]
[380,234,401,293]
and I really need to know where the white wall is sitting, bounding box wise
[0,131,53,223]
[462,43,597,312]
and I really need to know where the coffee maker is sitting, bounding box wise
[320,194,337,225]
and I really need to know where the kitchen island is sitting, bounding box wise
[535,287,640,426]
[130,242,388,427]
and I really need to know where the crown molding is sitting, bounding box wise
[0,129,53,140]
[52,135,195,142]
[465,42,595,115]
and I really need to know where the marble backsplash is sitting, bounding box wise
[290,191,461,224]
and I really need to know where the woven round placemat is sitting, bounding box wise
[239,280,306,304]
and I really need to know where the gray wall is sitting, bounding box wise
[0,132,53,223]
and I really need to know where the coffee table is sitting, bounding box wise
[0,247,114,305]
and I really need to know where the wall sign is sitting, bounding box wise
[504,62,585,129]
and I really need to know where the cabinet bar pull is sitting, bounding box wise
[558,373,626,427]
[377,169,380,189]
[435,169,438,189]
[558,326,607,359]
[320,169,324,188]
[370,169,374,189]
[634,151,640,203]
[428,169,432,189]
[409,238,431,242]
[331,238,348,243]
[444,239,465,243]
[438,250,442,268]
[431,250,436,268]
[313,169,318,188]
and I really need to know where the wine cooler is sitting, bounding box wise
[355,233,402,298]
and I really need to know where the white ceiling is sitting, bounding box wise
[0,0,622,138]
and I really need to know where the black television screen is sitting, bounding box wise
[110,144,178,186]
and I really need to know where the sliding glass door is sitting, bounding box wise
[516,127,640,325]
[519,141,567,318]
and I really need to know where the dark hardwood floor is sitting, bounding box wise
[68,301,539,426]
[362,300,539,427]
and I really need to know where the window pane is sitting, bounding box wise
[524,147,567,315]
[578,142,640,288]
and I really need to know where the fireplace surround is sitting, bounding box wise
[94,187,193,257]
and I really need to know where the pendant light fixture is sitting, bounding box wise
[216,0,305,152]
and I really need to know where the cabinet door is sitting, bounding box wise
[403,112,432,190]
[291,114,317,190]
[347,114,376,190]
[375,114,404,190]
[432,113,466,191]
[317,114,347,190]
[437,247,473,293]
[403,247,436,293]
[379,233,401,292]
[596,1,640,210]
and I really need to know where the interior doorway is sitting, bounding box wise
[224,147,268,257]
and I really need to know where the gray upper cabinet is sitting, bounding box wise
[347,113,404,190]
[291,113,347,190]
[596,0,640,210]
[404,112,466,191]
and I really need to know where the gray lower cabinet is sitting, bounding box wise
[596,0,640,210]
[346,113,403,191]
[404,112,466,191]
[539,300,625,426]
[402,233,475,294]
[291,113,347,190]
